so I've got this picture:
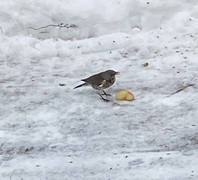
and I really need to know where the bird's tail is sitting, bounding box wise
[74,83,88,89]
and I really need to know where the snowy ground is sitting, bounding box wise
[0,0,198,179]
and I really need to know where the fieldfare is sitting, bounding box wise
[74,70,120,101]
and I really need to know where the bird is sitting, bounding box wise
[74,70,120,101]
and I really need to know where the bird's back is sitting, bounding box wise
[81,72,104,86]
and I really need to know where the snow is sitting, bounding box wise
[0,0,198,179]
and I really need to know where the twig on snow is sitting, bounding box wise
[169,83,195,96]
[27,23,78,34]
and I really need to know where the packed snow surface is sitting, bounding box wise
[0,0,198,179]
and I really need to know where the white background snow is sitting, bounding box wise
[0,0,198,179]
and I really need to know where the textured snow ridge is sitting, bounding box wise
[0,0,198,180]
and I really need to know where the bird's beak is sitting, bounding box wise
[115,72,120,75]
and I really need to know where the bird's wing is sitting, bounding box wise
[98,80,107,88]
[81,73,104,86]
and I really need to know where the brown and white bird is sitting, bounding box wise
[74,70,120,101]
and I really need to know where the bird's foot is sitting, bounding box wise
[101,93,112,97]
[98,93,110,102]
[102,90,112,97]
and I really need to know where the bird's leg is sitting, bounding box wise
[98,93,110,102]
[101,90,112,97]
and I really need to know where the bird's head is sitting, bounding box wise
[106,70,120,76]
